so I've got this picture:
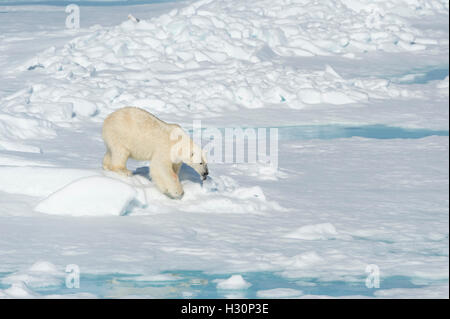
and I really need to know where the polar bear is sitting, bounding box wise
[102,107,208,199]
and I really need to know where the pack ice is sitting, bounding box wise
[0,0,448,298]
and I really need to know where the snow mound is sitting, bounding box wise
[35,176,144,216]
[0,282,37,299]
[29,261,60,273]
[0,113,55,140]
[0,167,100,197]
[0,261,97,299]
[215,275,252,290]
[2,261,64,290]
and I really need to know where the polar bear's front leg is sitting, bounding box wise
[150,160,184,199]
[172,162,182,175]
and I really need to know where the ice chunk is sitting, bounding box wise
[59,97,98,117]
[1,282,36,298]
[215,275,252,290]
[437,76,449,89]
[29,261,60,273]
[2,261,64,289]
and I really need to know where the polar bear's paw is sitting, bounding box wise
[112,168,133,177]
[165,191,184,200]
[165,183,184,200]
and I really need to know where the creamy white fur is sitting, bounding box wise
[102,107,207,199]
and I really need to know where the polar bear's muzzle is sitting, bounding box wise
[201,165,209,180]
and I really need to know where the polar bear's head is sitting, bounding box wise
[184,141,209,180]
[170,128,209,180]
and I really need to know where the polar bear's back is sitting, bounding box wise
[102,107,175,161]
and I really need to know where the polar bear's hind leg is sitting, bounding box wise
[108,147,132,176]
[103,150,112,171]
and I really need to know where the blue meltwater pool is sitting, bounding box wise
[0,270,435,298]
[190,124,449,141]
[276,124,449,141]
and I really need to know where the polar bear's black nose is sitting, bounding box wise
[201,166,209,180]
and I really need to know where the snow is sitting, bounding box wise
[0,0,448,298]
[0,113,55,140]
[0,140,41,153]
[283,223,340,240]
[0,167,100,197]
[437,75,449,89]
[256,288,303,298]
[374,284,450,299]
[1,283,36,299]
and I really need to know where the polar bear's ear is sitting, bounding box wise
[170,144,184,163]
[170,126,191,163]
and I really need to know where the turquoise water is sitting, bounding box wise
[0,273,12,290]
[277,124,449,141]
[394,66,449,84]
[0,271,426,298]
[411,67,449,84]
[191,125,449,141]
